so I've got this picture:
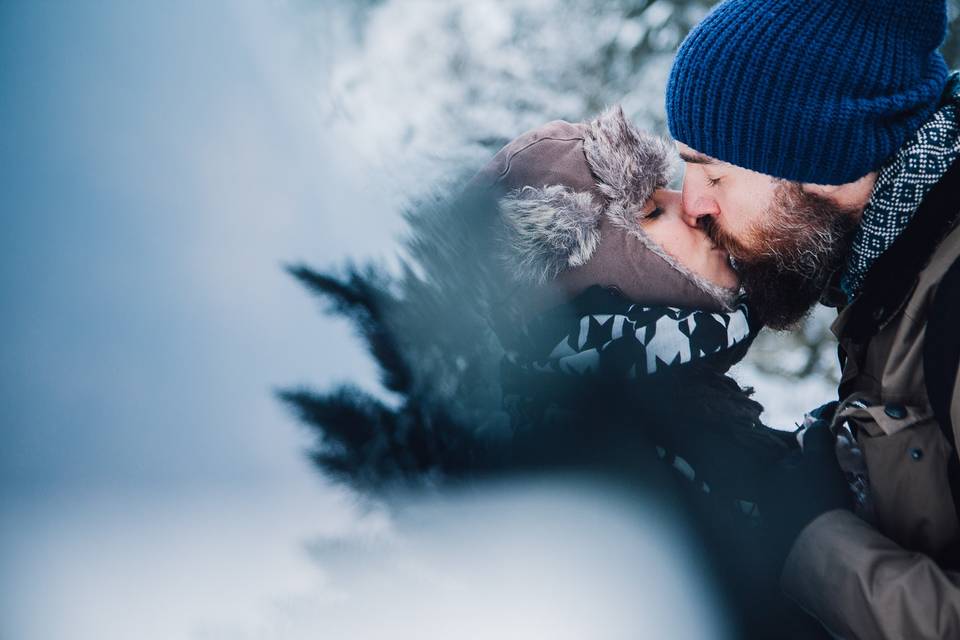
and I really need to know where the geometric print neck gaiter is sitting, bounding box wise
[840,73,960,301]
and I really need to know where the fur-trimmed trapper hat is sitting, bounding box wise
[470,106,733,312]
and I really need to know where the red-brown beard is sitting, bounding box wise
[700,183,860,329]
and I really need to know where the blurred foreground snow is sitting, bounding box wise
[292,478,731,640]
[3,479,730,640]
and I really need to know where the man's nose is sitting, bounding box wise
[679,190,720,229]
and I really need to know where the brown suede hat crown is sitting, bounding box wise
[470,106,733,312]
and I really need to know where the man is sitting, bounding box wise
[665,0,960,637]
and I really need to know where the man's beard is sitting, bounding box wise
[701,183,860,329]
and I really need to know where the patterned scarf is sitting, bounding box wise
[840,73,960,300]
[509,285,757,380]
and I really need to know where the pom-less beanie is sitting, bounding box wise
[666,0,950,185]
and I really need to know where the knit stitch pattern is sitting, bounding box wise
[666,0,949,185]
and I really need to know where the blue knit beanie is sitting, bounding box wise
[666,0,950,185]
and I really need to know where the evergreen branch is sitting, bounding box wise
[285,264,413,394]
[277,385,402,489]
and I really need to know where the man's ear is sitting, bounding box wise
[802,171,877,211]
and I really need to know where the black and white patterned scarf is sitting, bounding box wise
[512,292,754,379]
[840,73,960,301]
[511,286,756,379]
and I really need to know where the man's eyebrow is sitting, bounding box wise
[679,151,717,165]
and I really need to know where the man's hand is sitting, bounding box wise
[760,419,852,563]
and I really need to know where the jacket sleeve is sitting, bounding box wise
[780,509,960,640]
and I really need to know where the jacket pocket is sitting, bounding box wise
[856,415,960,555]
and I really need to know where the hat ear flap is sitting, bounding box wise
[497,185,602,285]
[583,105,676,229]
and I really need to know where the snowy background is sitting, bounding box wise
[3,1,959,638]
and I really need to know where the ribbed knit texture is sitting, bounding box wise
[666,0,949,185]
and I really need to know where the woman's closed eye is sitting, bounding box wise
[645,206,665,219]
[706,175,723,188]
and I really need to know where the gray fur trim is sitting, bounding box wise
[582,105,675,227]
[497,185,602,285]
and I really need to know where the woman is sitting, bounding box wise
[470,106,823,638]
